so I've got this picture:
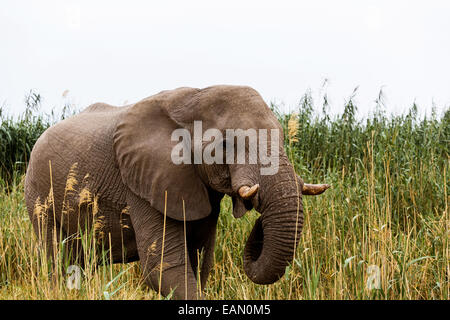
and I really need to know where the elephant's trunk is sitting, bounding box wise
[243,163,303,284]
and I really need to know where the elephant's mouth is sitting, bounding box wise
[243,199,254,211]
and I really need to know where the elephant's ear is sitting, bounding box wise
[113,89,211,221]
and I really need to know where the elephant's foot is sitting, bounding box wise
[147,264,201,300]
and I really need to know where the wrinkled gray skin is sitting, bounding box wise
[25,85,321,299]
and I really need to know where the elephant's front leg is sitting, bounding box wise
[127,193,199,299]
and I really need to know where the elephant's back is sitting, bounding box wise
[25,103,129,207]
[27,102,125,171]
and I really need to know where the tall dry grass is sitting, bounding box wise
[0,91,448,299]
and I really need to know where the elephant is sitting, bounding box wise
[24,85,329,299]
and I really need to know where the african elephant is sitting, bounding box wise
[24,85,329,299]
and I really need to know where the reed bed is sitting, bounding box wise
[0,91,448,299]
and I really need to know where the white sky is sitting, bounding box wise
[1,0,449,118]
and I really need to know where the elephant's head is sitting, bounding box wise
[113,85,329,284]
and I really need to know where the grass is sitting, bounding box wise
[0,90,448,299]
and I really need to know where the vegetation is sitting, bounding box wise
[0,90,448,299]
[0,91,75,184]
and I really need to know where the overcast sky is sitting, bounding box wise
[1,0,449,118]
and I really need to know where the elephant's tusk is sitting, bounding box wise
[302,183,331,195]
[239,184,259,200]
